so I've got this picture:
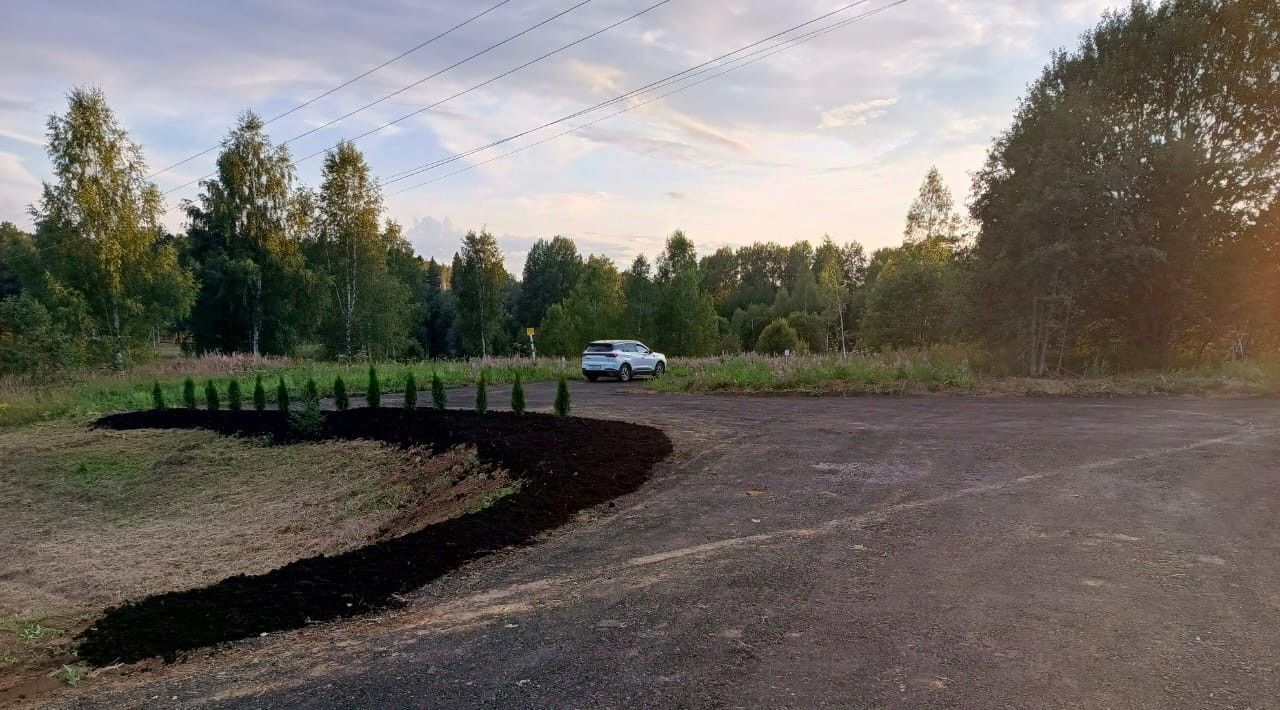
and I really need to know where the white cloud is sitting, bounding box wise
[0,151,40,224]
[818,98,899,129]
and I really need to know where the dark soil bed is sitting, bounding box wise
[77,408,671,666]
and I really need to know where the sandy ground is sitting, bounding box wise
[27,383,1280,709]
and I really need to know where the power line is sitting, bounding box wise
[160,0,615,198]
[382,0,907,196]
[147,0,517,179]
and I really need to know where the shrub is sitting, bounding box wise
[511,372,526,414]
[756,318,800,355]
[0,294,78,377]
[334,376,349,410]
[431,371,446,409]
[276,377,290,412]
[476,369,488,413]
[182,377,197,409]
[367,366,381,408]
[204,381,220,411]
[303,378,319,407]
[555,375,571,416]
[404,372,418,409]
[253,374,267,411]
[227,380,243,411]
[151,381,165,410]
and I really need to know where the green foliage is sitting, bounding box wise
[314,142,413,359]
[511,372,526,414]
[654,231,719,355]
[971,0,1280,371]
[366,366,381,408]
[276,377,290,412]
[253,374,267,411]
[756,318,800,355]
[0,294,78,376]
[182,377,197,409]
[185,112,316,356]
[452,230,509,357]
[404,371,418,409]
[333,375,349,410]
[151,381,165,410]
[59,665,84,688]
[861,241,962,350]
[431,371,446,409]
[475,369,488,413]
[517,236,583,331]
[303,378,319,407]
[537,255,627,356]
[204,381,220,411]
[554,375,571,416]
[227,379,243,411]
[28,87,195,369]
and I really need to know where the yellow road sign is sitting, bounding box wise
[526,327,536,336]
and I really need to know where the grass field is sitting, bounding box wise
[647,350,1280,396]
[0,355,581,429]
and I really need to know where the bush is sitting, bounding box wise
[182,377,197,409]
[367,366,381,408]
[555,375,570,416]
[253,375,267,411]
[756,318,800,355]
[204,381,220,411]
[404,372,418,409]
[0,294,78,377]
[431,371,446,409]
[289,387,324,437]
[511,372,526,414]
[151,381,165,411]
[276,377,290,412]
[334,376,349,410]
[303,378,319,407]
[476,369,488,413]
[227,380,242,411]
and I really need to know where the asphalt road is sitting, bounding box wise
[62,384,1280,709]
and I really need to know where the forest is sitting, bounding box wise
[1,0,1277,379]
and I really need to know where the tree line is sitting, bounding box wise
[2,0,1277,377]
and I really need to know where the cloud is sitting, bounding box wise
[818,98,900,129]
[0,150,40,223]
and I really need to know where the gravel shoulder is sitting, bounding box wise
[42,384,1280,709]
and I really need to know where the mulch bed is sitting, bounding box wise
[76,408,672,665]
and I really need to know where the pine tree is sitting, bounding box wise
[303,378,319,407]
[334,376,349,410]
[475,369,488,413]
[205,381,220,411]
[431,371,446,409]
[182,377,197,409]
[276,377,290,412]
[227,380,243,411]
[253,374,267,411]
[367,366,381,408]
[404,372,418,409]
[511,372,526,414]
[151,381,165,410]
[554,375,571,416]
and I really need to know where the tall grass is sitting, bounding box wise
[0,354,579,428]
[648,348,1280,396]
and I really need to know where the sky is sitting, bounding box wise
[0,0,1123,274]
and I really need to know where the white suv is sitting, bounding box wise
[580,340,667,382]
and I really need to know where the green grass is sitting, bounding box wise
[0,356,580,429]
[649,349,1280,396]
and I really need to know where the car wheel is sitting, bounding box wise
[585,373,598,382]
[618,364,632,382]
[653,361,665,378]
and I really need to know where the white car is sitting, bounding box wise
[580,340,667,382]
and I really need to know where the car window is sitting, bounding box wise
[619,343,636,353]
[635,343,650,353]
[585,343,614,353]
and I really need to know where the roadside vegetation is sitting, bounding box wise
[0,354,577,428]
[649,350,1280,396]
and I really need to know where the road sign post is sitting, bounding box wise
[526,327,536,359]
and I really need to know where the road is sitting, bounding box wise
[62,384,1280,709]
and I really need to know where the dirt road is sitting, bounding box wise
[57,385,1280,708]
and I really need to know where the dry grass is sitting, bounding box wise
[0,420,513,685]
